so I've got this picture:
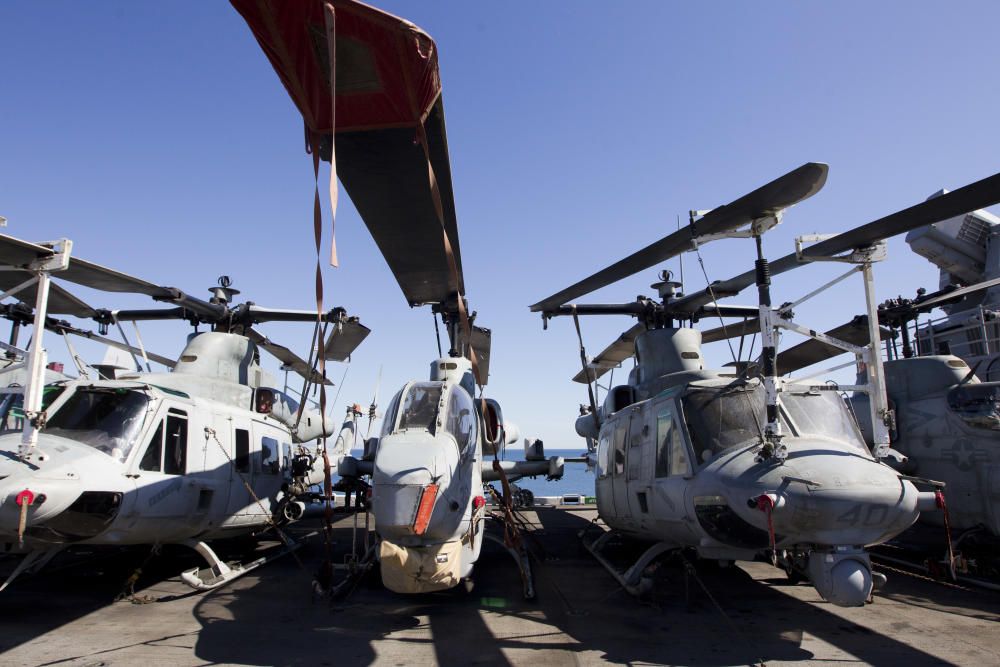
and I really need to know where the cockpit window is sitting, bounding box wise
[397,383,442,434]
[780,391,869,452]
[948,384,1000,429]
[44,388,151,463]
[380,388,403,438]
[682,383,767,462]
[444,387,478,456]
[0,385,66,434]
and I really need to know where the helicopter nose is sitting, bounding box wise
[737,447,929,547]
[0,472,84,542]
[372,432,457,543]
[0,435,124,544]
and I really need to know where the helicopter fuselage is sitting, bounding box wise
[583,328,935,607]
[368,359,488,593]
[852,356,1000,538]
[0,376,312,550]
[597,374,924,547]
[0,332,344,568]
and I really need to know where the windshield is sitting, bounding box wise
[682,383,768,463]
[444,387,477,456]
[44,387,151,463]
[948,384,1000,430]
[397,382,442,434]
[780,390,868,451]
[0,385,67,434]
[380,389,403,438]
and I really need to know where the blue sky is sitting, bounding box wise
[2,1,999,449]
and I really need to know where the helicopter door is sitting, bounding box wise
[650,398,695,540]
[251,423,285,510]
[130,407,199,540]
[594,427,615,519]
[611,407,641,525]
[625,403,652,528]
[224,426,256,524]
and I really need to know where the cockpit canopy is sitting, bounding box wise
[682,381,869,464]
[381,381,478,456]
[43,386,151,464]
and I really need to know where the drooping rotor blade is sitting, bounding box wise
[0,233,233,322]
[322,319,371,362]
[338,99,463,306]
[573,323,645,384]
[456,325,492,385]
[233,1,463,307]
[701,318,762,345]
[0,234,78,268]
[669,171,1000,316]
[55,257,178,299]
[697,304,761,320]
[0,274,96,318]
[531,163,829,313]
[0,234,174,300]
[50,321,176,369]
[244,328,331,386]
[776,317,892,376]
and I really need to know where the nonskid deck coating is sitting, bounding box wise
[1,507,998,666]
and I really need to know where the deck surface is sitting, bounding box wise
[2,507,998,666]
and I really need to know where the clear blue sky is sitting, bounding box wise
[2,1,999,449]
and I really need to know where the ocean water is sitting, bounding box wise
[341,448,595,498]
[499,447,594,497]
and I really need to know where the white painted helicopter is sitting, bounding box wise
[233,0,563,597]
[0,234,370,591]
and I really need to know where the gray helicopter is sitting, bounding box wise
[765,196,1000,566]
[532,164,1000,607]
[0,233,369,591]
[234,0,563,597]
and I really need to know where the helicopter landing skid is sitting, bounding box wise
[178,538,301,591]
[582,529,674,597]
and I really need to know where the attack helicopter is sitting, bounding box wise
[233,0,564,596]
[531,164,1000,607]
[0,233,369,591]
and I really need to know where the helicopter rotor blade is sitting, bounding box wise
[700,317,762,345]
[0,233,174,300]
[774,317,892,376]
[0,274,97,318]
[572,322,645,384]
[244,328,331,386]
[531,162,829,313]
[338,99,465,307]
[668,171,1000,316]
[322,319,372,362]
[232,1,462,308]
[0,234,234,322]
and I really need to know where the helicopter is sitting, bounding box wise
[741,196,1000,567]
[531,164,1000,607]
[232,0,564,596]
[0,233,370,591]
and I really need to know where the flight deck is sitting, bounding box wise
[2,506,997,666]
